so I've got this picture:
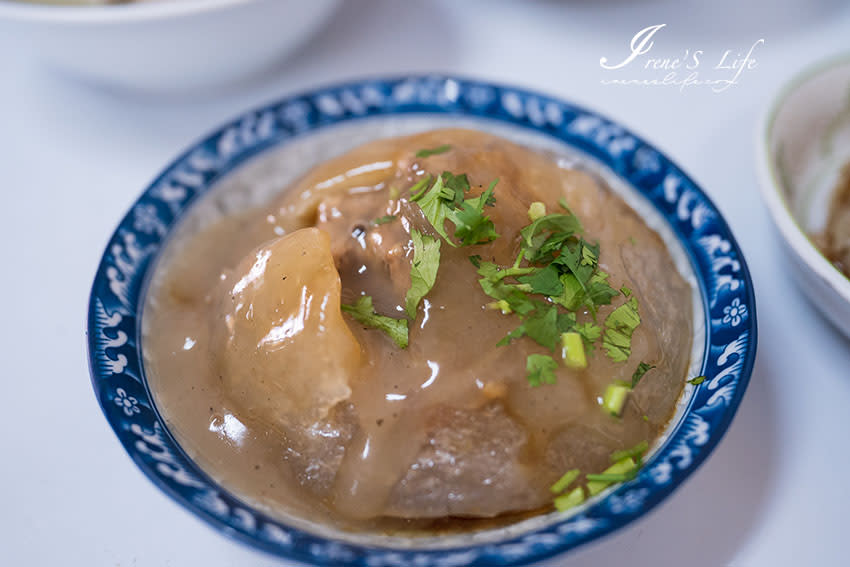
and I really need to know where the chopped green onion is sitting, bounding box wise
[487,300,512,314]
[528,201,547,221]
[408,175,433,201]
[561,331,587,369]
[602,383,630,416]
[554,486,586,512]
[550,469,580,494]
[610,441,649,463]
[586,457,637,496]
[688,375,706,385]
[585,472,637,482]
[372,215,397,225]
[415,144,452,158]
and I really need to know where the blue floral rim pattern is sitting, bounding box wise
[87,76,757,566]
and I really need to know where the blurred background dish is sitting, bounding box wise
[0,0,340,92]
[757,53,850,339]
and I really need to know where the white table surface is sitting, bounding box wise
[2,1,850,565]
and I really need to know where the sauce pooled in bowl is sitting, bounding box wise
[143,129,693,533]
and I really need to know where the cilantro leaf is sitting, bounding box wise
[341,296,408,349]
[523,305,560,351]
[480,277,537,316]
[415,144,452,158]
[519,213,583,263]
[586,271,619,306]
[526,354,558,387]
[468,254,482,268]
[517,264,564,296]
[552,273,584,311]
[414,175,456,245]
[441,171,470,208]
[631,362,656,388]
[575,321,602,342]
[449,179,500,246]
[581,242,599,266]
[372,215,397,225]
[688,375,707,385]
[497,325,526,347]
[602,296,641,362]
[556,311,578,333]
[404,229,441,318]
[555,241,595,290]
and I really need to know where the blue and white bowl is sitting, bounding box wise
[87,76,757,566]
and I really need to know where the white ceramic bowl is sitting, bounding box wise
[0,0,339,91]
[757,53,850,339]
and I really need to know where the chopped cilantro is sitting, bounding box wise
[526,353,558,387]
[688,375,707,385]
[602,296,641,362]
[517,264,564,297]
[441,171,470,208]
[468,254,482,268]
[449,179,500,246]
[574,321,602,342]
[620,285,633,297]
[631,362,656,388]
[341,296,408,349]
[519,213,583,264]
[414,175,455,244]
[412,172,499,247]
[372,215,397,225]
[581,244,598,266]
[404,229,441,318]
[522,305,561,351]
[415,144,452,158]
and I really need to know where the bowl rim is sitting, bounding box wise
[87,74,757,566]
[755,51,850,303]
[0,0,255,23]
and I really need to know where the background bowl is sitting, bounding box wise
[88,76,757,565]
[0,0,339,92]
[757,53,850,339]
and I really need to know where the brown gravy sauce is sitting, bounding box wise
[143,129,693,534]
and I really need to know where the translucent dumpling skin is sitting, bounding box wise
[214,227,360,427]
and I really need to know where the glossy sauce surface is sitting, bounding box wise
[143,129,693,532]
